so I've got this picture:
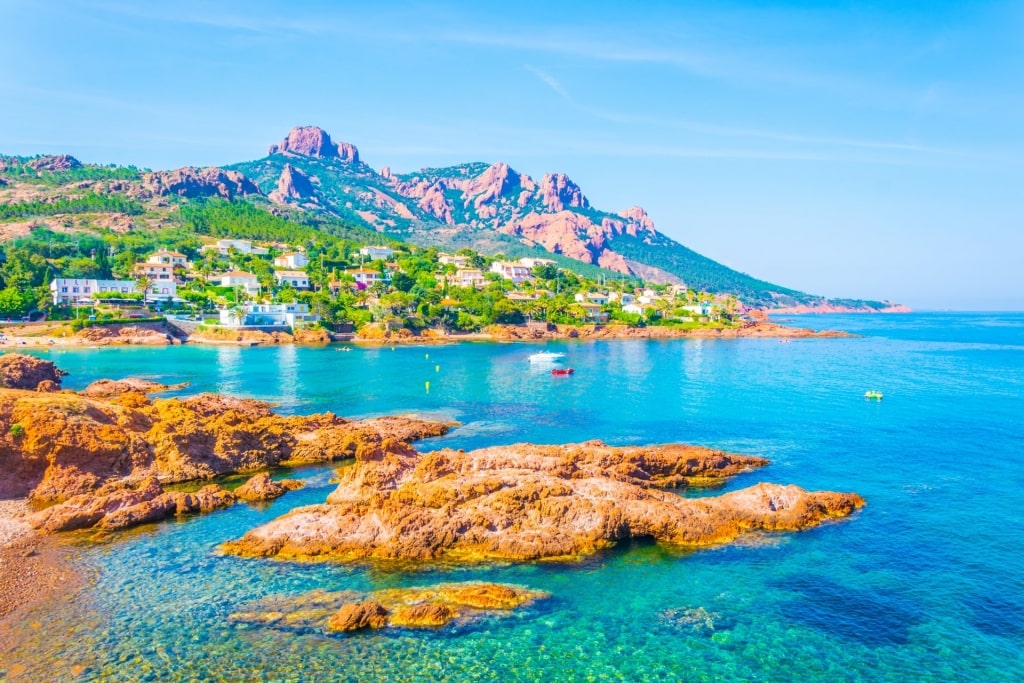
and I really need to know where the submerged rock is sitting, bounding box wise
[326,600,389,632]
[80,378,189,398]
[230,582,549,635]
[222,441,864,564]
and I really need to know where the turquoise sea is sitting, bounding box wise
[3,313,1023,682]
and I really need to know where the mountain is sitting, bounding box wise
[227,126,886,307]
[0,127,903,309]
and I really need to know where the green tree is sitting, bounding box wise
[0,287,27,318]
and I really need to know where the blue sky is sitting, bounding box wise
[2,1,1022,309]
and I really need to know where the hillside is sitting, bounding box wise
[0,127,904,309]
[225,126,896,308]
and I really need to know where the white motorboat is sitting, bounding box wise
[528,351,566,363]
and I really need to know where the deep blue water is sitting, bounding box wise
[3,313,1023,681]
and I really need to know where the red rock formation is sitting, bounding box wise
[268,126,359,163]
[327,601,390,632]
[417,181,454,224]
[0,354,65,390]
[539,173,589,212]
[233,472,304,502]
[142,167,261,199]
[80,378,188,397]
[25,477,237,533]
[230,582,549,634]
[617,206,658,235]
[462,163,523,211]
[25,154,82,172]
[268,163,315,205]
[221,440,863,564]
[0,384,454,504]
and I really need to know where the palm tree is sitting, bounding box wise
[134,274,152,305]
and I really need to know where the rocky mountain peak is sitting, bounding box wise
[142,167,261,200]
[464,162,522,204]
[26,154,82,173]
[268,126,359,163]
[539,173,589,212]
[268,163,315,205]
[619,206,657,234]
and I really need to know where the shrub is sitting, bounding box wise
[9,423,25,438]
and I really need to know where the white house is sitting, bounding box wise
[50,278,177,305]
[347,268,382,289]
[146,249,190,268]
[438,253,471,268]
[274,270,310,289]
[273,252,309,269]
[359,245,394,261]
[517,257,556,269]
[202,239,269,256]
[219,303,319,328]
[608,292,636,305]
[489,261,532,284]
[446,269,487,289]
[133,261,176,282]
[682,303,712,316]
[574,292,610,306]
[622,303,645,316]
[218,271,261,295]
[578,302,609,323]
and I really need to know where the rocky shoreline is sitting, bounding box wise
[1,352,865,636]
[0,319,851,349]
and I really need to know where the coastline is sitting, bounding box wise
[0,320,852,350]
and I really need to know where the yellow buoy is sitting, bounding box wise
[425,381,430,393]
[425,353,429,359]
[435,365,440,372]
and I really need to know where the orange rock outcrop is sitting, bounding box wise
[0,353,66,390]
[0,386,454,507]
[221,440,863,563]
[233,472,304,502]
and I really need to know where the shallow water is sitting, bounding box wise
[3,313,1023,681]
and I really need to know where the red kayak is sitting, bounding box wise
[551,368,574,376]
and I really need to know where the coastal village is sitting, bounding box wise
[3,231,743,345]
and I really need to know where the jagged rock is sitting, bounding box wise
[417,181,454,224]
[0,377,455,505]
[221,441,863,564]
[24,476,237,533]
[25,154,82,172]
[618,206,657,234]
[35,380,60,393]
[27,477,165,533]
[268,163,315,205]
[268,126,359,162]
[234,472,304,502]
[539,173,589,212]
[142,166,261,199]
[0,353,65,390]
